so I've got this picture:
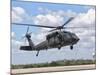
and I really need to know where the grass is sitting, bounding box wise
[11,59,96,69]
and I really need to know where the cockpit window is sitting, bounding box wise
[63,31,68,33]
[66,32,71,38]
[71,33,77,38]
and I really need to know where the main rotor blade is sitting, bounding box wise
[12,23,57,28]
[62,17,74,27]
[64,26,95,29]
[26,26,29,34]
[21,36,25,40]
[29,32,32,35]
[49,28,58,32]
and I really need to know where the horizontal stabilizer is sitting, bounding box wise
[20,46,33,51]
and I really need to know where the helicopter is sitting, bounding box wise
[12,17,80,56]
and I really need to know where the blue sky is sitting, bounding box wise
[12,1,96,65]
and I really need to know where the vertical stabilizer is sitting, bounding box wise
[26,34,35,50]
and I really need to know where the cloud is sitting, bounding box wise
[33,8,77,26]
[11,32,15,39]
[12,7,31,23]
[12,7,25,22]
[68,8,95,38]
[68,8,95,27]
[12,40,21,50]
[33,14,64,26]
[37,7,77,17]
[11,32,26,52]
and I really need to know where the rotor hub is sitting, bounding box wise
[26,34,31,39]
[57,26,64,30]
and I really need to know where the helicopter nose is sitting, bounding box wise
[76,37,80,41]
[74,36,80,42]
[72,35,80,43]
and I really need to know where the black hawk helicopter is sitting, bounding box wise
[12,17,80,56]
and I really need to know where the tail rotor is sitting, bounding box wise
[21,26,32,44]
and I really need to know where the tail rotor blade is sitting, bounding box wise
[26,26,29,34]
[29,32,32,35]
[21,36,25,40]
[23,38,27,44]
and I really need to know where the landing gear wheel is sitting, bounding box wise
[70,45,73,50]
[36,51,40,56]
[58,45,61,50]
[58,47,61,50]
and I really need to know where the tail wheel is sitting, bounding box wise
[70,45,73,50]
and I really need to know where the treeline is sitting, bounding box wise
[11,59,96,69]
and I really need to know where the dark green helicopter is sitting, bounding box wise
[12,17,80,56]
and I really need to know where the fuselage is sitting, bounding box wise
[35,31,79,50]
[20,31,79,51]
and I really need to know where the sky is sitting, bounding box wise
[11,0,96,65]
